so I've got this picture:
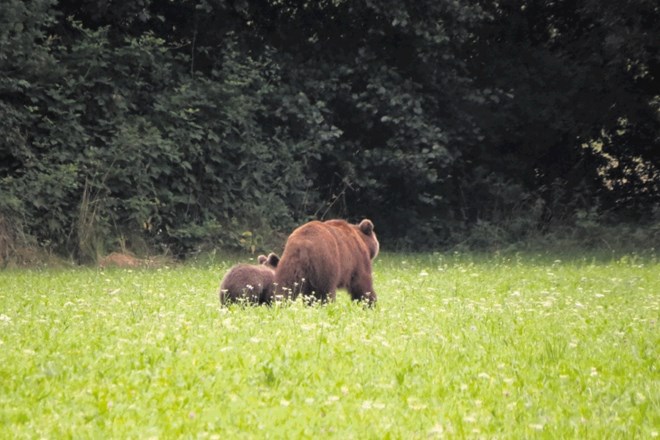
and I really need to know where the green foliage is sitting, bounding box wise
[0,252,658,436]
[0,0,657,258]
[1,3,321,259]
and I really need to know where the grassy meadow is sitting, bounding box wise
[0,251,658,438]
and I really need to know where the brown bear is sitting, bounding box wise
[219,253,280,305]
[271,219,379,305]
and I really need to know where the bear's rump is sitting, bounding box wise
[221,265,273,292]
[287,242,339,290]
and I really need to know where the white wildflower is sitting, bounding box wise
[407,397,427,410]
[428,424,444,436]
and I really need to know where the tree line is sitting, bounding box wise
[1,0,658,261]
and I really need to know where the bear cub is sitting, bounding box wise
[219,253,280,305]
[272,218,379,305]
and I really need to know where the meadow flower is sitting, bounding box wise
[408,397,427,411]
[222,318,237,330]
[428,424,444,436]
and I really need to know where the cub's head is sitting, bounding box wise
[357,219,379,260]
[258,252,280,269]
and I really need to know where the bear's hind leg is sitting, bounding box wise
[349,279,377,306]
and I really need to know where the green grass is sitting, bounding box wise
[0,251,658,438]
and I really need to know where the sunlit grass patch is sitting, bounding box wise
[0,251,657,438]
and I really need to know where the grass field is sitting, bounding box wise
[0,251,658,438]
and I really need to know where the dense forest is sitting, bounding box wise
[1,0,658,262]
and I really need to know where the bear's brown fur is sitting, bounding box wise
[219,253,280,305]
[272,219,379,305]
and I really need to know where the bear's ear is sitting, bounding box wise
[359,219,374,235]
[266,252,280,268]
[258,255,268,264]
